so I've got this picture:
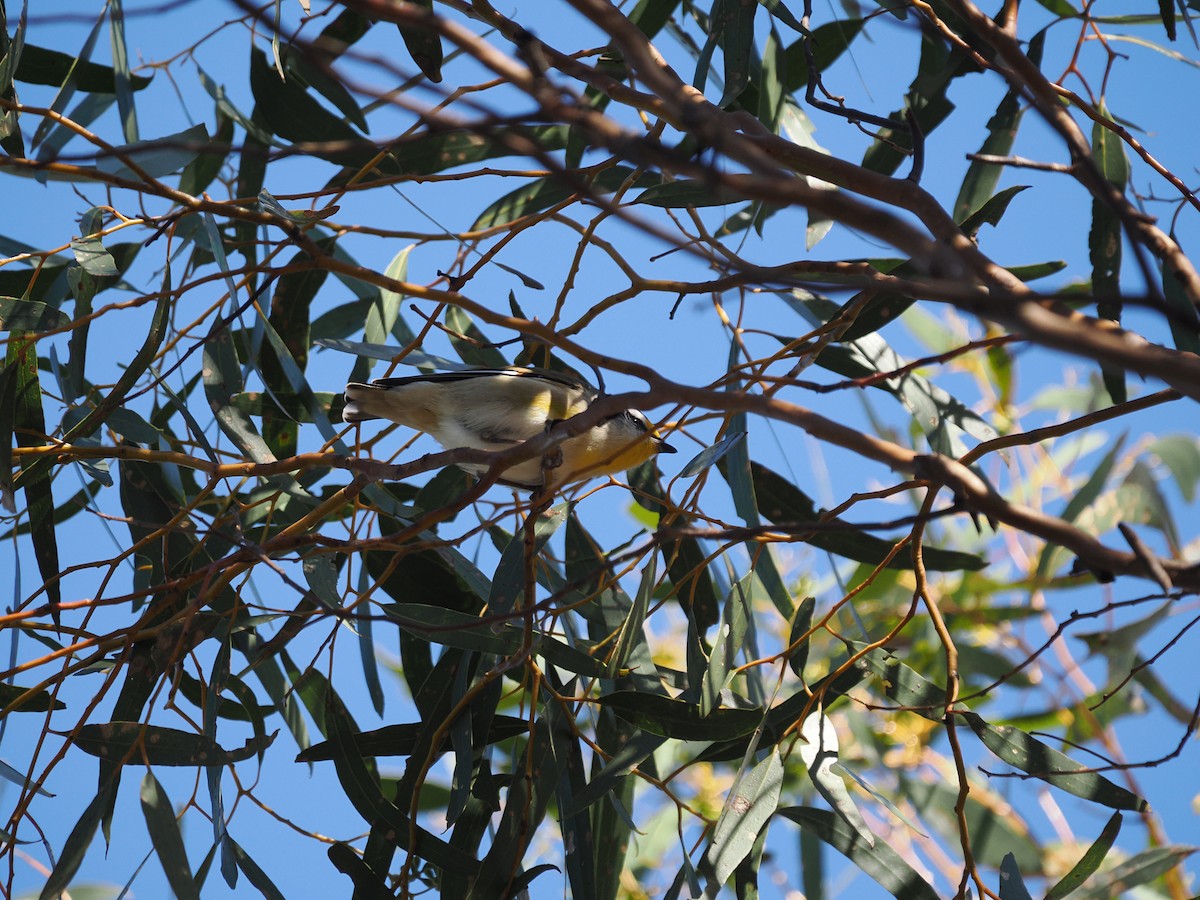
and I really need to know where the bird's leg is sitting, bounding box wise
[541,419,564,472]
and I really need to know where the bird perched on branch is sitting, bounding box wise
[343,367,675,490]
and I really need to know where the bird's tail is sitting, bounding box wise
[342,383,384,422]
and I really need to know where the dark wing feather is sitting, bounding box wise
[370,366,594,395]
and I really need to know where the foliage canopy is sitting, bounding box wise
[2,0,1199,898]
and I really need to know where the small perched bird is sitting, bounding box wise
[343,367,675,490]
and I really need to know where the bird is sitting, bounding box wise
[342,366,675,490]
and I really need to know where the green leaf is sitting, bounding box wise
[282,49,368,132]
[140,773,200,900]
[0,758,53,798]
[0,3,26,156]
[1089,101,1129,404]
[799,712,874,846]
[611,554,656,679]
[963,712,1147,810]
[757,0,807,34]
[231,390,341,421]
[1045,812,1122,900]
[71,722,278,766]
[7,334,60,618]
[52,278,162,457]
[395,0,443,82]
[15,42,152,92]
[38,784,116,900]
[1157,0,1176,40]
[781,19,865,92]
[0,682,66,713]
[661,525,721,630]
[706,749,784,885]
[957,185,1030,240]
[695,662,866,763]
[249,47,365,163]
[297,716,528,762]
[751,461,985,571]
[998,852,1034,900]
[849,644,947,717]
[323,691,481,874]
[758,28,785,133]
[680,431,746,478]
[701,570,752,715]
[1036,434,1126,578]
[476,166,659,229]
[952,33,1034,225]
[1149,434,1200,502]
[1118,460,1180,550]
[104,406,161,444]
[445,306,509,370]
[1075,599,1172,695]
[715,414,793,619]
[1071,844,1197,899]
[95,122,209,180]
[108,0,138,142]
[30,10,108,149]
[861,31,963,176]
[1033,0,1078,14]
[629,0,683,37]
[368,124,569,179]
[203,315,278,465]
[71,235,118,276]
[229,836,286,900]
[179,111,234,197]
[327,841,393,898]
[799,296,998,455]
[905,777,1040,871]
[260,242,328,457]
[778,807,940,900]
[633,179,749,208]
[383,603,611,678]
[470,712,568,897]
[787,595,815,677]
[717,0,756,105]
[597,691,763,741]
[0,297,70,331]
[1008,260,1068,281]
[1162,236,1200,354]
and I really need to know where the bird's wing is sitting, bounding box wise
[450,371,593,443]
[369,366,593,393]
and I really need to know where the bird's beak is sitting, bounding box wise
[656,438,677,454]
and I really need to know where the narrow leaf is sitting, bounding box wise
[95,123,209,180]
[71,722,278,766]
[1045,812,1122,900]
[800,711,874,846]
[597,691,763,741]
[963,712,1147,810]
[778,807,940,900]
[108,0,138,142]
[1072,845,1197,899]
[751,461,985,571]
[140,773,200,900]
[395,0,443,82]
[706,749,783,885]
[0,297,71,331]
[323,692,482,873]
[38,785,115,900]
[998,851,1034,900]
[633,179,749,208]
[8,333,60,618]
[229,836,286,900]
[680,431,746,478]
